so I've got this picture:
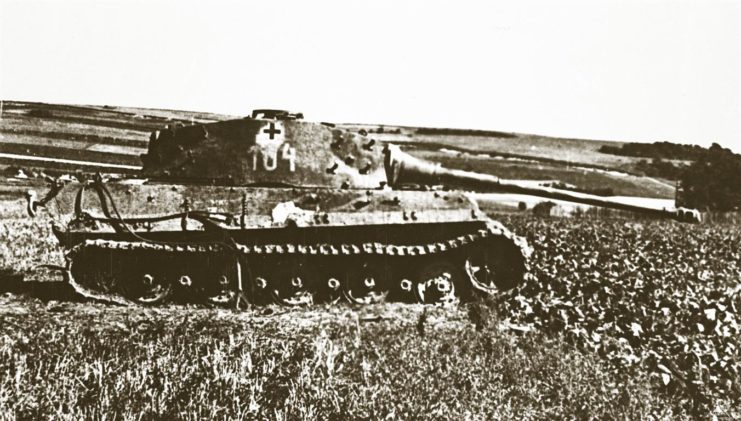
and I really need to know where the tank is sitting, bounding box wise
[25,109,701,306]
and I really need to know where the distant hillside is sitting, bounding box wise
[0,100,677,199]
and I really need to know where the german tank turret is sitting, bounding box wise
[26,109,699,306]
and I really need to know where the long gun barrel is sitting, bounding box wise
[383,145,701,223]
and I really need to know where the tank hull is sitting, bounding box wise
[43,181,529,306]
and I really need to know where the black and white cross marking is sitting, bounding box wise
[263,122,282,140]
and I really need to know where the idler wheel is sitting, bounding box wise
[466,251,496,291]
[342,261,388,305]
[415,261,459,304]
[465,241,523,292]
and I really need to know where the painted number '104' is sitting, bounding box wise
[248,143,296,172]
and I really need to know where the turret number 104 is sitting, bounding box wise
[248,143,297,172]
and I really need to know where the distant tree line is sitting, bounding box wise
[678,143,741,211]
[415,127,517,138]
[369,126,402,135]
[599,141,707,160]
[634,159,688,180]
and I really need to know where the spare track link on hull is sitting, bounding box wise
[64,221,530,306]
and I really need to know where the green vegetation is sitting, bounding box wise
[495,215,741,416]
[679,144,741,211]
[599,142,741,201]
[635,158,688,180]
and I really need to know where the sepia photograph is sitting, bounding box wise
[0,0,739,419]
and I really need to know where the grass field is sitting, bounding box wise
[0,298,681,419]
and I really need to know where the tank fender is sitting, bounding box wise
[271,201,315,227]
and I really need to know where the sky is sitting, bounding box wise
[1,0,739,150]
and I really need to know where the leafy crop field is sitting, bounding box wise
[1,198,739,419]
[494,216,741,414]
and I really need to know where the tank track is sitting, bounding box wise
[64,220,530,306]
